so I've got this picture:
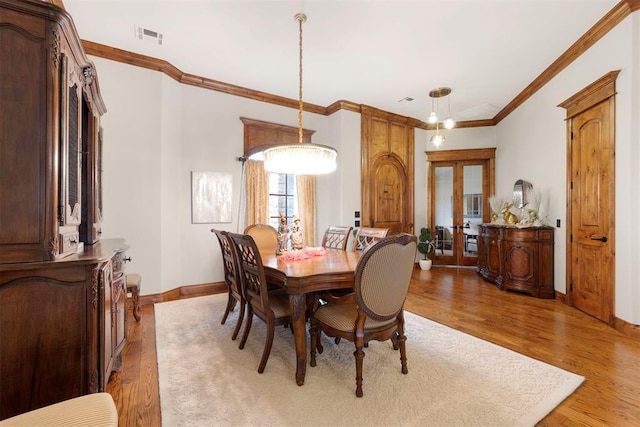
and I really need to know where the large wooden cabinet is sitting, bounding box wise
[477,224,555,299]
[0,0,125,420]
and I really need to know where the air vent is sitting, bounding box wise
[135,26,163,45]
[397,96,414,103]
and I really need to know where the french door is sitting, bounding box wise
[426,149,495,267]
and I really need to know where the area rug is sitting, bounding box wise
[155,294,583,427]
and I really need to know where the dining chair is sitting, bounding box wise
[321,225,353,250]
[227,232,292,373]
[211,229,245,340]
[352,227,390,252]
[309,233,417,397]
[244,224,278,256]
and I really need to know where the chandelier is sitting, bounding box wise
[427,87,455,147]
[263,13,337,175]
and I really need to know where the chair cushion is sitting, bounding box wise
[125,273,141,288]
[314,302,395,332]
[250,288,291,318]
[0,393,118,427]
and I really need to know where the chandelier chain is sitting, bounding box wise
[297,13,305,143]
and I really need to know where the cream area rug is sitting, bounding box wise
[155,294,584,427]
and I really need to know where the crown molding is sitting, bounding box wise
[80,0,633,129]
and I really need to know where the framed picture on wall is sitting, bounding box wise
[191,171,232,224]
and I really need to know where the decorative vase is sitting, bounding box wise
[419,259,432,270]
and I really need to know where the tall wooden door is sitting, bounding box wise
[560,71,617,324]
[361,107,414,235]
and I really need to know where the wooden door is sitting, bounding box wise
[361,108,414,234]
[560,71,617,324]
[426,149,495,267]
[368,155,407,233]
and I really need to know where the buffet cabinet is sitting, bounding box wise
[477,224,555,299]
[0,239,129,420]
[0,0,125,420]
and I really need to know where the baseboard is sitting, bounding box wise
[555,290,639,340]
[138,282,226,306]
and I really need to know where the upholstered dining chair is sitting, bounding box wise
[244,224,278,256]
[211,229,245,340]
[309,233,417,397]
[227,232,292,373]
[321,225,353,250]
[352,227,390,252]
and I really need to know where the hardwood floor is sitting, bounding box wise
[107,267,640,426]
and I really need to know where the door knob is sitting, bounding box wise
[590,236,608,242]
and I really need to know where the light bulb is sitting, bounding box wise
[427,111,438,124]
[430,133,446,147]
[443,117,456,130]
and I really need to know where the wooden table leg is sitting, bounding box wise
[289,293,307,386]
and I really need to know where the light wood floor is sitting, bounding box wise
[107,267,640,426]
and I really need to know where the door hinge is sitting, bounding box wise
[571,131,574,140]
[570,234,573,242]
[569,283,573,292]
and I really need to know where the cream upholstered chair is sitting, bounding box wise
[352,227,389,252]
[244,224,278,256]
[321,225,353,250]
[0,393,117,426]
[227,232,292,373]
[211,229,245,340]
[309,233,417,397]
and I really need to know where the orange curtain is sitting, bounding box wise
[244,160,269,226]
[296,174,316,247]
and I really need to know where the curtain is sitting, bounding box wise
[296,174,316,247]
[244,160,269,227]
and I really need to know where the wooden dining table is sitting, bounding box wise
[261,248,362,386]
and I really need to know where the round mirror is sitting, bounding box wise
[513,179,533,209]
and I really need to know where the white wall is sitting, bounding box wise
[92,9,639,324]
[493,15,639,323]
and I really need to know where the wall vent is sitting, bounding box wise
[135,26,163,45]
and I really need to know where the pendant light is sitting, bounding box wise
[263,13,337,175]
[427,87,455,147]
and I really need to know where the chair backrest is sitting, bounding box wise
[244,224,278,256]
[227,232,271,313]
[211,229,241,298]
[321,225,353,250]
[354,233,417,321]
[352,227,390,252]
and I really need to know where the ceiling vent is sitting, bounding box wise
[135,26,163,45]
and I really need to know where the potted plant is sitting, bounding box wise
[417,227,435,270]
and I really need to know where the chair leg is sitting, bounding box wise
[354,345,365,398]
[221,292,235,325]
[231,299,245,341]
[258,320,275,373]
[309,323,318,367]
[131,286,141,323]
[397,331,408,375]
[239,309,253,350]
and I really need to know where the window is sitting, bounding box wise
[268,173,297,229]
[463,193,482,218]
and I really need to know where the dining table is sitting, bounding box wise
[261,248,362,386]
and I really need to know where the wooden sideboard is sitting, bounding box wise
[0,239,129,420]
[0,0,126,419]
[477,224,555,299]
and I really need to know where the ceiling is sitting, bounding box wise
[62,0,618,123]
